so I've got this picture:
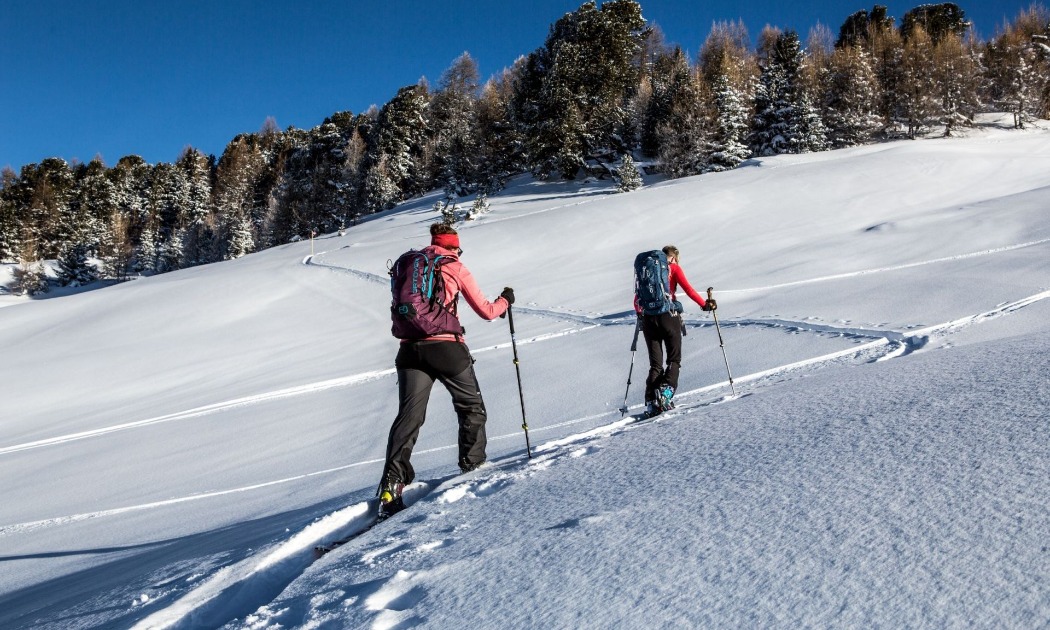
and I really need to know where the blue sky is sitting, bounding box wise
[1,0,1037,171]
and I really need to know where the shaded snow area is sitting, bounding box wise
[2,119,1049,628]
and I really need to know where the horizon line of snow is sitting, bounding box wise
[721,237,1050,293]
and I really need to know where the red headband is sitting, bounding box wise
[432,233,460,250]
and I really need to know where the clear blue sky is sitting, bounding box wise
[1,0,1036,171]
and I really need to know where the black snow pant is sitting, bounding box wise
[381,340,487,487]
[642,311,683,403]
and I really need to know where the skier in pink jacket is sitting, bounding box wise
[379,223,514,516]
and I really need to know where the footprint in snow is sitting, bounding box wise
[365,570,428,630]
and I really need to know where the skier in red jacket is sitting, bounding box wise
[379,223,513,516]
[635,245,716,416]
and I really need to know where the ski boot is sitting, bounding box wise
[378,481,406,519]
[657,385,675,412]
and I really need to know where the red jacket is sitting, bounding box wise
[669,263,707,308]
[422,245,509,342]
[634,262,707,312]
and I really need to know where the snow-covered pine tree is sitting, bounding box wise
[983,10,1050,129]
[821,46,882,148]
[176,148,214,267]
[0,167,22,262]
[514,0,646,179]
[14,238,49,295]
[431,52,482,196]
[135,219,159,273]
[699,23,755,172]
[224,211,254,260]
[376,83,431,198]
[468,193,490,219]
[615,154,642,191]
[27,158,77,259]
[100,211,133,282]
[55,242,99,287]
[361,157,400,214]
[750,30,827,155]
[156,227,184,274]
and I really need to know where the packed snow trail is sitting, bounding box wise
[128,461,524,630]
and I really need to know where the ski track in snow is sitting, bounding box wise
[722,237,1050,293]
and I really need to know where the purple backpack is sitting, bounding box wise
[389,246,464,340]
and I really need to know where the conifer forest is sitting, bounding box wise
[3,1,1049,294]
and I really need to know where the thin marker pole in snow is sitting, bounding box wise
[619,316,642,417]
[505,302,532,458]
[707,287,737,396]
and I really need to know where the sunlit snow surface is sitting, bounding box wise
[1,117,1048,628]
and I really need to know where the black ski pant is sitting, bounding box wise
[642,311,683,402]
[381,340,487,487]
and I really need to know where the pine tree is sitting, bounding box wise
[705,72,752,171]
[55,242,99,286]
[984,9,1050,129]
[26,158,77,258]
[14,237,49,295]
[615,154,642,191]
[136,219,159,273]
[431,52,482,196]
[750,30,827,156]
[514,0,647,179]
[467,193,490,219]
[821,46,882,147]
[836,5,895,49]
[100,211,133,282]
[176,148,214,267]
[156,227,184,273]
[74,157,118,254]
[0,167,22,262]
[901,3,970,46]
[376,83,431,198]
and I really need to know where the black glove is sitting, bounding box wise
[702,299,717,312]
[500,287,515,305]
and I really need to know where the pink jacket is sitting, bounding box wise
[422,245,509,342]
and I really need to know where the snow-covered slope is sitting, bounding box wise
[2,118,1048,628]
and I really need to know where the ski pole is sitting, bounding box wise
[619,316,642,416]
[707,287,737,396]
[505,301,532,458]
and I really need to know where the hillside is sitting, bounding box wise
[1,116,1049,628]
